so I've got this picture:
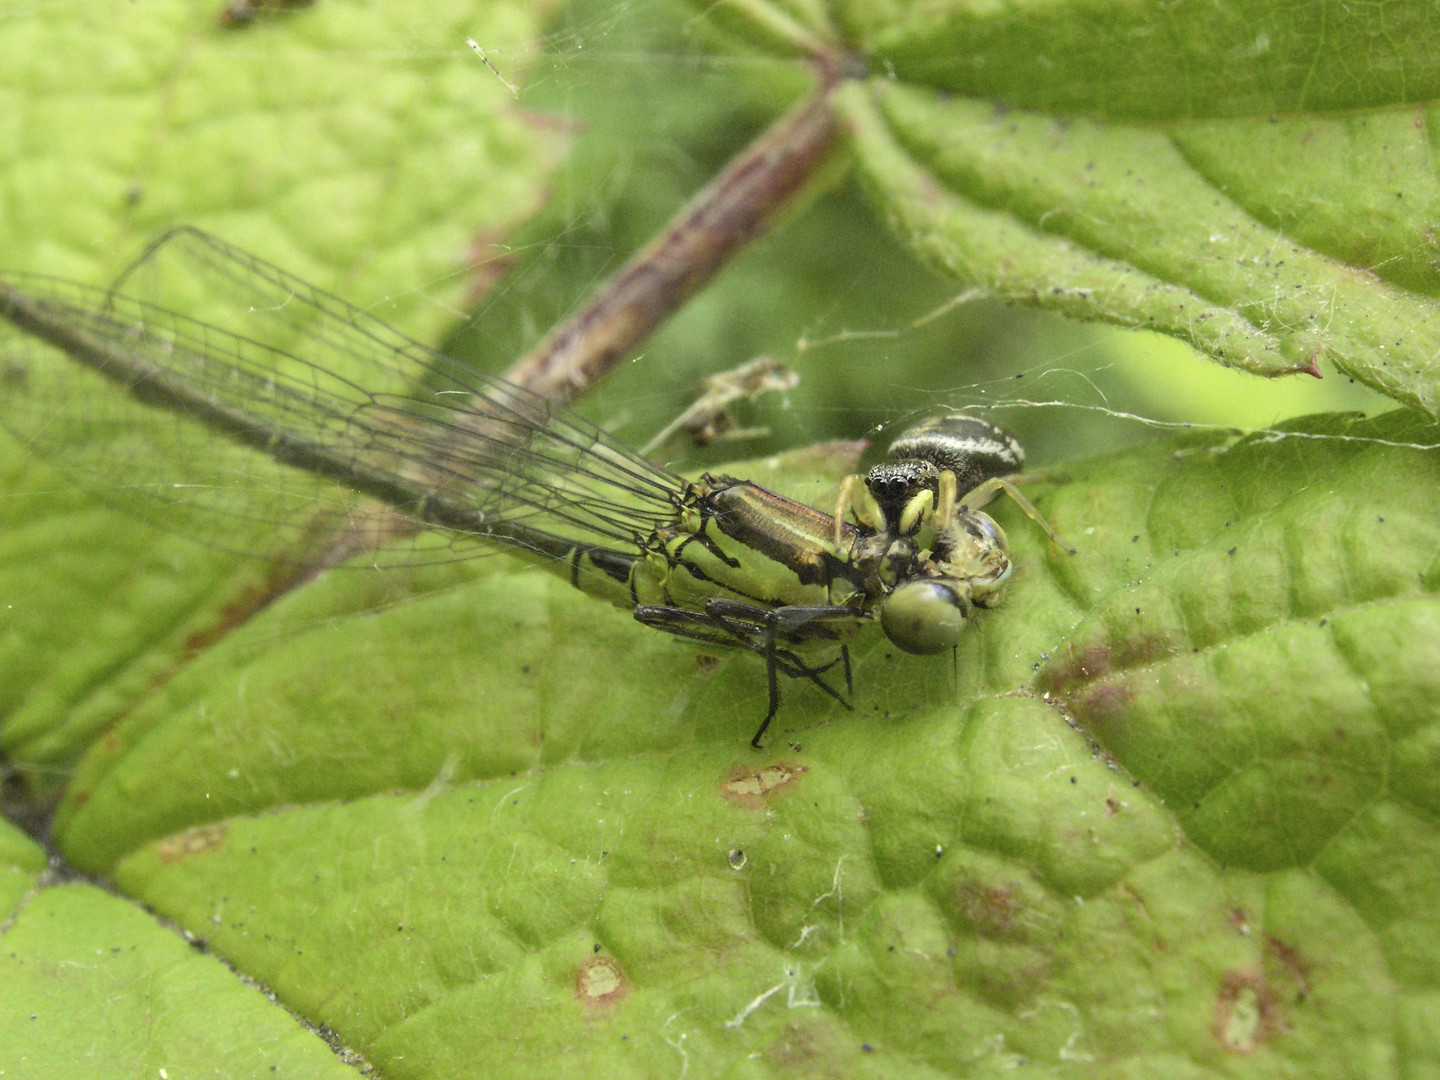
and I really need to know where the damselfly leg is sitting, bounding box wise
[635,599,866,746]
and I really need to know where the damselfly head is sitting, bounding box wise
[931,511,1012,607]
[877,507,1013,655]
[880,579,968,655]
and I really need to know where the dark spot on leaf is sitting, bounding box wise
[720,762,807,809]
[1265,935,1312,1000]
[1076,682,1133,727]
[1038,635,1173,697]
[1121,883,1149,921]
[181,556,321,656]
[575,956,629,1012]
[955,880,1020,937]
[217,0,315,27]
[157,824,229,863]
[1038,643,1115,691]
[1213,971,1285,1052]
[767,1019,853,1073]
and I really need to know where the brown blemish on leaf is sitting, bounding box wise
[1079,680,1133,723]
[1039,643,1116,694]
[1038,635,1176,698]
[216,0,314,28]
[575,956,629,1013]
[1212,970,1285,1052]
[1114,634,1175,668]
[955,880,1020,938]
[766,1019,851,1073]
[180,542,341,657]
[1120,883,1151,919]
[181,583,272,655]
[720,762,808,810]
[179,520,382,666]
[156,824,229,863]
[1266,935,1312,999]
[1121,882,1167,951]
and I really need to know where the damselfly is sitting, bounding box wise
[0,228,1066,746]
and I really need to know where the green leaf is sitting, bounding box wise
[5,1,1440,1077]
[0,0,565,786]
[30,410,1440,1077]
[1,1,562,335]
[0,852,364,1077]
[707,0,1440,414]
[840,0,1440,119]
[0,817,47,915]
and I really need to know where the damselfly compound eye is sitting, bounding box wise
[964,511,1006,549]
[881,580,968,655]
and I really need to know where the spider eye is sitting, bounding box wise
[880,580,968,655]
